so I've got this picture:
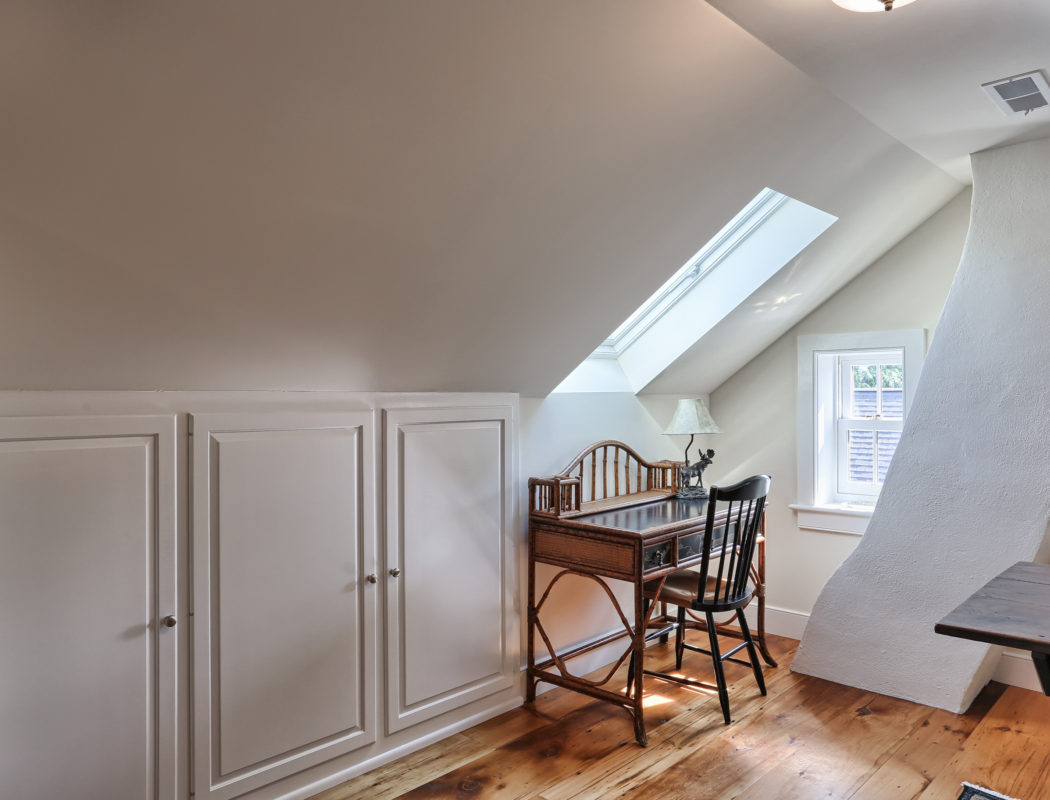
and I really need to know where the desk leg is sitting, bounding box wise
[526,563,654,747]
[754,531,778,668]
[526,550,537,703]
[632,578,648,747]
[1033,652,1050,696]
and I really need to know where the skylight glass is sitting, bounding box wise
[593,188,786,359]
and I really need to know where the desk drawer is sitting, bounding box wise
[533,528,634,578]
[643,540,673,572]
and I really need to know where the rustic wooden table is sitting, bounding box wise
[935,560,1050,695]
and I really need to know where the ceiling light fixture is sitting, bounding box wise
[832,0,918,11]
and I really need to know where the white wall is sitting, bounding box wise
[521,393,683,480]
[705,186,971,632]
[793,137,1050,712]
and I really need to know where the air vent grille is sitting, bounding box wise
[982,70,1050,116]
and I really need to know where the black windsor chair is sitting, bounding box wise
[629,474,771,724]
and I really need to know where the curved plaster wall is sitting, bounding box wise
[792,136,1050,713]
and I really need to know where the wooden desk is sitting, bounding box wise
[935,561,1050,695]
[525,495,773,746]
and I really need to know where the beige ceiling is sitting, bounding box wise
[0,1,986,394]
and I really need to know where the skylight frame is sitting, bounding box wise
[591,188,789,359]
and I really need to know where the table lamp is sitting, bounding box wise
[664,398,720,499]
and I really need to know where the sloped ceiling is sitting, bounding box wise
[650,0,1050,396]
[0,1,962,393]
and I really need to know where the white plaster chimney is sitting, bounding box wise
[792,136,1050,713]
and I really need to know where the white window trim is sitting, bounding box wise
[793,329,926,535]
[789,503,874,536]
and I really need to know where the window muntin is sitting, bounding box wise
[841,354,904,421]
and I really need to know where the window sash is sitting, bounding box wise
[835,417,903,499]
[837,349,904,421]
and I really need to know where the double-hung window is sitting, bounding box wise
[835,351,904,501]
[795,330,925,535]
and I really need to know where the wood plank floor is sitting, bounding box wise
[311,635,1050,800]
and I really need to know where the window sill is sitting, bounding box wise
[789,503,872,536]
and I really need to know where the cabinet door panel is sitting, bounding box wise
[0,416,177,800]
[385,406,516,733]
[191,412,375,800]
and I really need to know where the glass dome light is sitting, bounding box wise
[832,0,918,11]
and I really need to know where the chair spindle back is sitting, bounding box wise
[696,475,771,611]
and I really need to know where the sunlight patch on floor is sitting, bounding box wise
[641,693,671,708]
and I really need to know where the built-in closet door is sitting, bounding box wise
[0,415,178,800]
[190,411,376,800]
[384,405,517,733]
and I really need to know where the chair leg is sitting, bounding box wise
[705,611,731,724]
[736,609,766,696]
[675,605,686,670]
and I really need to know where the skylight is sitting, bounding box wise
[593,188,788,359]
[553,188,837,394]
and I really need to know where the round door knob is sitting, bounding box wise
[162,615,177,628]
[366,574,378,584]
[389,567,401,578]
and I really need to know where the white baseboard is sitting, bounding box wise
[282,696,524,800]
[530,606,1041,701]
[991,649,1042,693]
[528,604,809,696]
[763,605,809,641]
[763,605,1043,695]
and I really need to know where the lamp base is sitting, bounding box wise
[676,485,709,501]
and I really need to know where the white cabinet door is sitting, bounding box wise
[0,415,178,800]
[190,411,376,800]
[384,405,517,733]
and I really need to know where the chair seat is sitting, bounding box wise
[643,569,754,610]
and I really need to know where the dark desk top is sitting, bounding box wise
[575,496,710,534]
[935,561,1050,655]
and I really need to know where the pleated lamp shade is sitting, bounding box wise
[663,398,721,435]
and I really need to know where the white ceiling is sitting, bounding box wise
[645,0,1050,395]
[707,0,1050,183]
[0,1,1022,396]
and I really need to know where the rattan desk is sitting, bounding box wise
[525,495,772,746]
